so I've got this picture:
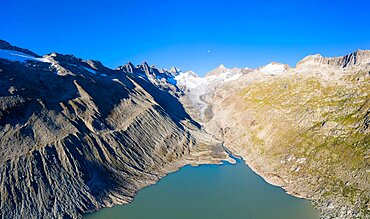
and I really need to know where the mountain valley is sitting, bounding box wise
[0,40,369,218]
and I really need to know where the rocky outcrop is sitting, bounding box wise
[116,62,182,97]
[297,49,370,69]
[0,41,230,219]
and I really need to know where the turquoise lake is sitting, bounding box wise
[85,156,319,219]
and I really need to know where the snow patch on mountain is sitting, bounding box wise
[82,66,97,75]
[175,71,242,89]
[174,70,242,120]
[259,62,288,75]
[224,73,242,82]
[175,71,205,89]
[0,49,50,63]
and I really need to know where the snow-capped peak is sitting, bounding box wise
[205,64,250,78]
[218,64,226,69]
[205,64,229,77]
[169,66,181,75]
[259,62,289,75]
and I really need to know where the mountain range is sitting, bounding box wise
[0,40,369,218]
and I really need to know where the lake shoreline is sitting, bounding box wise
[85,143,318,219]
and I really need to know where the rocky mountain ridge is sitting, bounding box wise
[296,49,370,68]
[0,40,232,219]
[0,39,369,218]
[0,40,40,57]
[189,50,370,218]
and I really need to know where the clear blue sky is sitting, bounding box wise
[1,0,369,75]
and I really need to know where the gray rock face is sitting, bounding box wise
[296,49,370,68]
[116,62,182,97]
[0,41,229,218]
[182,50,370,219]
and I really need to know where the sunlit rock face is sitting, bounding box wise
[185,51,369,219]
[0,40,230,219]
[1,39,369,219]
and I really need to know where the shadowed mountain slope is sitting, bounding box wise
[0,41,230,218]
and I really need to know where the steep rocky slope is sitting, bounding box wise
[0,40,231,218]
[1,39,369,219]
[200,51,370,218]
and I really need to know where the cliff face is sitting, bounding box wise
[200,51,370,218]
[0,42,230,218]
[296,49,370,68]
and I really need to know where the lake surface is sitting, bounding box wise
[85,156,319,219]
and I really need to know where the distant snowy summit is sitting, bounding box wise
[205,64,250,77]
[258,62,291,75]
[1,38,369,91]
[1,38,370,127]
